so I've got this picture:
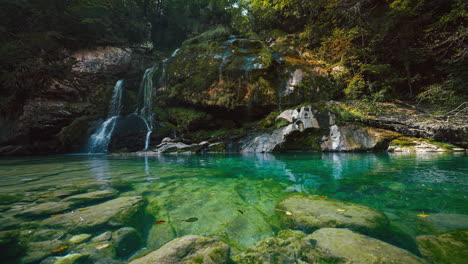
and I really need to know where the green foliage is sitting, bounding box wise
[166,107,213,132]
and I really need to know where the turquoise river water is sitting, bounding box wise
[0,152,467,263]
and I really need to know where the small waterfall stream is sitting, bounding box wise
[136,66,157,150]
[88,80,124,153]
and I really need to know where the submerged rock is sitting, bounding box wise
[62,189,119,206]
[417,229,468,264]
[233,230,344,264]
[128,235,230,264]
[0,231,24,261]
[276,194,389,236]
[310,228,427,264]
[68,234,91,244]
[22,240,64,264]
[18,201,74,218]
[112,227,141,258]
[418,213,468,233]
[41,196,145,233]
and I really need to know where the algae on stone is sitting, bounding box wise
[129,235,230,264]
[417,229,468,264]
[276,193,389,236]
[310,228,428,264]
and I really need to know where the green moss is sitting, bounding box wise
[57,116,95,149]
[391,136,459,150]
[390,137,418,147]
[166,107,213,132]
[207,143,227,152]
[275,129,322,151]
[183,26,231,45]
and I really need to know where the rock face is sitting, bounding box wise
[417,229,468,264]
[310,228,428,264]
[276,194,389,235]
[41,196,145,233]
[128,235,230,264]
[233,230,344,264]
[0,43,153,155]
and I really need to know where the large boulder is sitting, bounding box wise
[310,228,428,264]
[128,235,230,264]
[417,229,468,264]
[320,125,400,151]
[233,230,344,264]
[276,194,389,236]
[41,196,145,233]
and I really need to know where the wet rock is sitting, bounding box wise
[320,125,399,151]
[18,202,74,217]
[310,228,427,264]
[128,235,230,264]
[417,229,468,264]
[92,231,112,243]
[62,190,118,206]
[41,196,145,233]
[112,227,141,258]
[277,193,389,236]
[22,240,65,264]
[153,138,202,153]
[73,241,117,263]
[69,234,92,244]
[233,230,344,264]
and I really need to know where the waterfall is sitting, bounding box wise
[136,66,157,150]
[88,80,124,153]
[283,69,304,96]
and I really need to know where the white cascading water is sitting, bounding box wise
[136,66,157,150]
[88,80,124,153]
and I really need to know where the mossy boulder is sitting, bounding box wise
[388,136,462,152]
[310,228,428,264]
[276,193,389,236]
[233,230,344,264]
[112,227,142,258]
[128,235,230,264]
[417,229,468,264]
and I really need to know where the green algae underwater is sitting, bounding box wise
[0,152,467,263]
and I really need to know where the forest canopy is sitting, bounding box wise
[0,0,466,114]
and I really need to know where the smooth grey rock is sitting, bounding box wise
[112,227,141,258]
[233,230,343,264]
[91,231,112,243]
[41,196,145,233]
[62,190,118,206]
[277,194,389,235]
[18,202,74,217]
[310,228,427,264]
[69,234,92,244]
[128,235,230,264]
[417,229,468,264]
[320,125,399,151]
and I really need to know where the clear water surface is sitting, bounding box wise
[0,152,467,262]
